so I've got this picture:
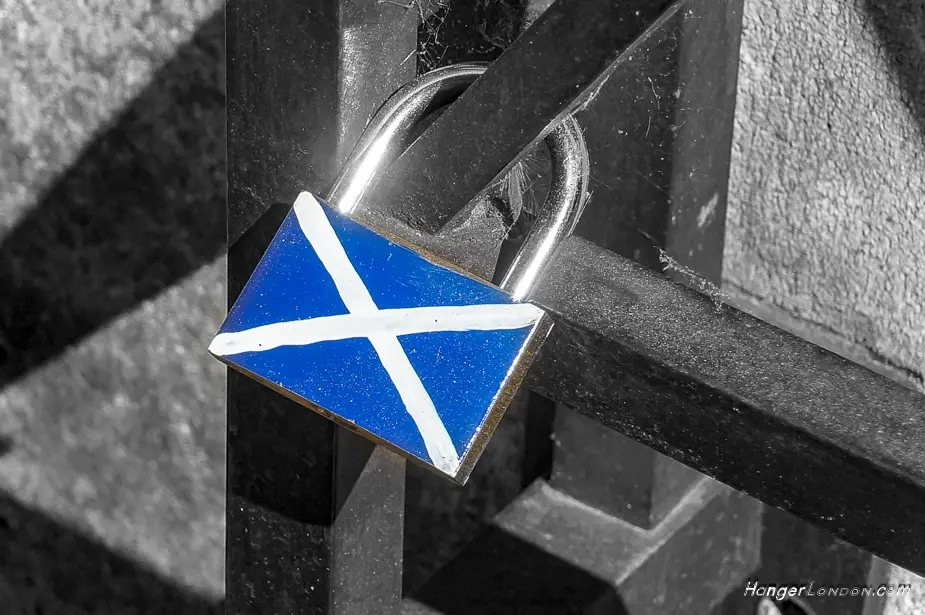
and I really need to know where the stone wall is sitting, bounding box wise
[725,0,925,611]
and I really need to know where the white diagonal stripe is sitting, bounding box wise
[291,192,462,473]
[366,333,458,467]
[293,192,379,313]
[209,303,543,356]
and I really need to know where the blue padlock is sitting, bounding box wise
[210,64,589,483]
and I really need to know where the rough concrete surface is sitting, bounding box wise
[888,566,925,615]
[0,263,226,611]
[0,0,225,611]
[725,0,925,391]
[726,0,925,610]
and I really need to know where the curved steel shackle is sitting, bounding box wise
[327,63,589,302]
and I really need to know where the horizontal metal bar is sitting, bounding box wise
[526,236,925,575]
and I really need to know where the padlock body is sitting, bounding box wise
[211,192,552,483]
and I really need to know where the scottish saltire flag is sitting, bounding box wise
[210,192,551,481]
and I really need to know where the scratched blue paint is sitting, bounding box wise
[213,195,542,474]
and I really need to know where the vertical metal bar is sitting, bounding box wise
[225,2,417,613]
[536,0,745,529]
[404,3,760,611]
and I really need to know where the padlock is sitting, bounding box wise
[210,63,589,483]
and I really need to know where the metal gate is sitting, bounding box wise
[225,1,924,612]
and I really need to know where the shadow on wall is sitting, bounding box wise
[863,0,925,142]
[0,10,226,615]
[0,494,223,615]
[409,523,629,614]
[0,13,226,391]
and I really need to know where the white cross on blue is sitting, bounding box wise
[210,192,547,479]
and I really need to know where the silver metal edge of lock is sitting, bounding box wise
[327,62,590,302]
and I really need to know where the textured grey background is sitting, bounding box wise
[725,0,925,392]
[724,0,925,612]
[0,0,922,612]
[0,1,226,611]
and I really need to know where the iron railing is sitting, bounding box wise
[225,0,923,612]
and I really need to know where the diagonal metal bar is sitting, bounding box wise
[364,0,686,233]
[525,236,925,575]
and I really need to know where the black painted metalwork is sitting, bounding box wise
[226,0,925,611]
[226,2,518,612]
[225,2,416,613]
[546,0,741,529]
[527,238,925,574]
[404,4,762,611]
[367,0,686,233]
[371,0,925,576]
[406,479,761,615]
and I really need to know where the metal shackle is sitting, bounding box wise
[327,63,589,302]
